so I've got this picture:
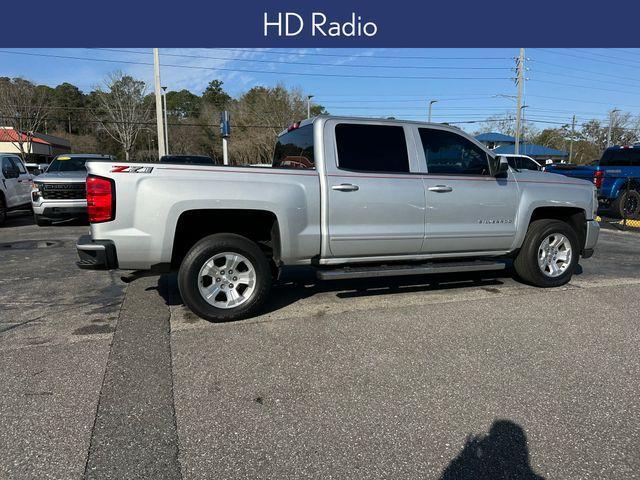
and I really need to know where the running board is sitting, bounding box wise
[316,260,506,281]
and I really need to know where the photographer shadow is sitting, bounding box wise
[440,420,544,480]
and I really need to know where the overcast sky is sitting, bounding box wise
[1,48,640,132]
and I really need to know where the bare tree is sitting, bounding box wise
[473,113,538,140]
[0,78,50,161]
[93,72,152,161]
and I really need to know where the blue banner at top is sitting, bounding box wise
[4,0,640,47]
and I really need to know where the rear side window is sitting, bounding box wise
[273,125,315,169]
[600,149,640,167]
[335,124,409,173]
[419,128,490,175]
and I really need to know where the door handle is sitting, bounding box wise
[332,183,359,192]
[428,185,453,193]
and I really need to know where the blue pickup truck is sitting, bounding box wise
[545,145,640,219]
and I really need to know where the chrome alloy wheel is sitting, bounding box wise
[537,233,572,278]
[197,252,257,309]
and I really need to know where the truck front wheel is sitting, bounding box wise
[34,214,52,227]
[514,219,579,287]
[177,233,272,322]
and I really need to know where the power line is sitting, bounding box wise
[181,48,513,61]
[0,50,510,81]
[532,78,640,96]
[93,48,512,71]
[533,69,640,90]
[532,59,640,85]
[532,48,640,70]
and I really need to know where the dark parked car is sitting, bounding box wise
[159,155,218,165]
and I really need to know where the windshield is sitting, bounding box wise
[600,148,640,167]
[46,157,88,172]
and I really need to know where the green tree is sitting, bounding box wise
[166,89,201,118]
[202,80,231,108]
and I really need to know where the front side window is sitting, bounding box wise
[522,158,540,171]
[335,123,409,173]
[419,128,490,175]
[273,125,315,169]
[12,157,27,173]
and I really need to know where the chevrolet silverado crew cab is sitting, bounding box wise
[32,154,113,226]
[1,154,33,226]
[76,116,600,321]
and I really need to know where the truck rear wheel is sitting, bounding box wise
[514,219,579,287]
[612,189,640,220]
[177,233,272,322]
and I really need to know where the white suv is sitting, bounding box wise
[0,154,33,226]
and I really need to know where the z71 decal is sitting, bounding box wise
[111,165,154,173]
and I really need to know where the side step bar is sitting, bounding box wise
[316,260,506,281]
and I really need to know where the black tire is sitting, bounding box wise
[34,215,51,227]
[0,196,6,226]
[514,219,579,287]
[612,189,640,220]
[177,233,272,322]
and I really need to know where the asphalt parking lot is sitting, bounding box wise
[1,211,639,479]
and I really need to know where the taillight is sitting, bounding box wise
[593,170,604,189]
[86,175,115,223]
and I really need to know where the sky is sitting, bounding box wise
[1,48,640,134]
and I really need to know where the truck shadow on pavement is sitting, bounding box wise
[439,420,545,480]
[158,268,517,321]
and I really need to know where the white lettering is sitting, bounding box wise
[263,12,282,36]
[311,13,327,36]
[285,13,304,36]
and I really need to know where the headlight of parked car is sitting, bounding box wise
[32,183,42,202]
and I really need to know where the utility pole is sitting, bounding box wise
[162,86,169,155]
[428,99,438,122]
[569,114,576,163]
[514,48,525,155]
[306,95,314,119]
[606,108,620,147]
[153,48,166,159]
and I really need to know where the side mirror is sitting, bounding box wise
[495,156,510,176]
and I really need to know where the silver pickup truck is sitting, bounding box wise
[76,116,599,321]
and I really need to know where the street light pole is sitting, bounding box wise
[153,48,166,159]
[428,99,438,122]
[606,108,621,147]
[306,95,314,119]
[162,86,169,156]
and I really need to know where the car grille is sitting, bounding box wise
[41,183,86,200]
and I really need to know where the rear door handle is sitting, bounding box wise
[332,183,359,192]
[428,185,453,193]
